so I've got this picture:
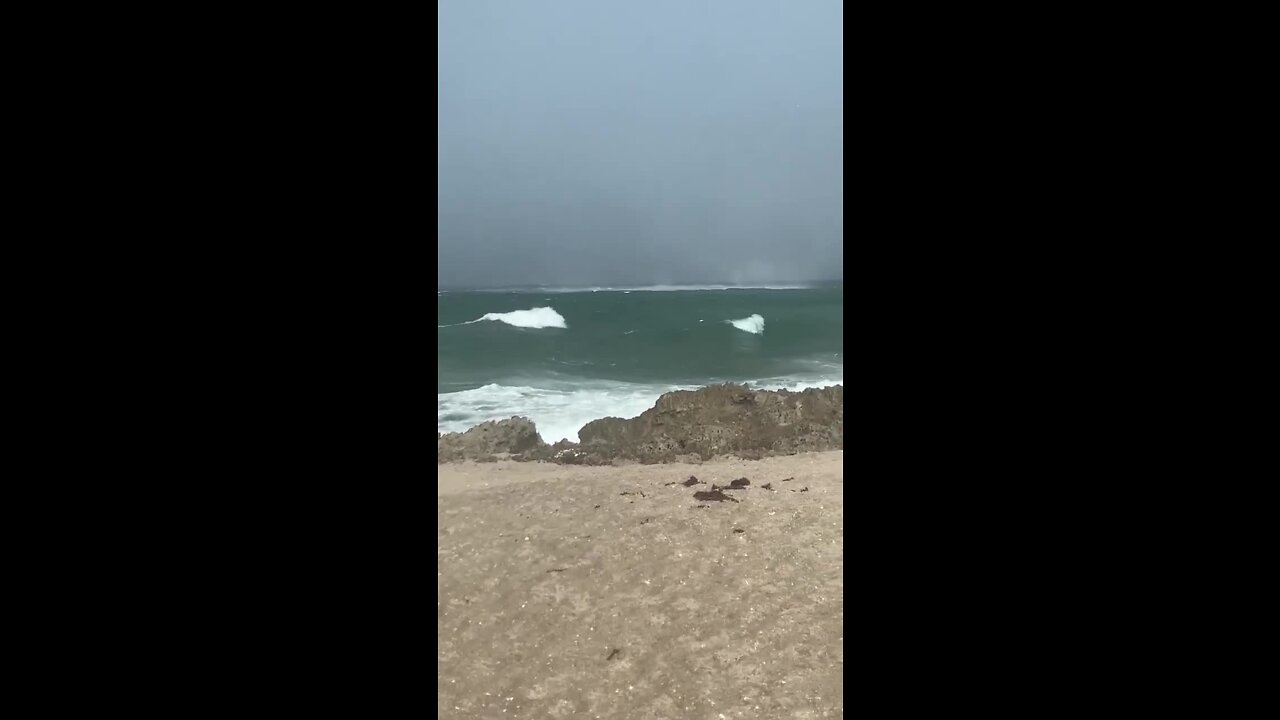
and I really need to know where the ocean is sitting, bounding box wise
[437,284,844,443]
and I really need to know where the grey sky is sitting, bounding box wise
[438,0,843,289]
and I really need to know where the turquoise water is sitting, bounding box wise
[437,285,843,442]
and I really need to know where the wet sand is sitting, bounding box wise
[438,451,843,719]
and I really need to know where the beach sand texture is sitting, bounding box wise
[438,451,843,719]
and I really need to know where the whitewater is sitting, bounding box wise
[727,313,765,334]
[437,372,844,444]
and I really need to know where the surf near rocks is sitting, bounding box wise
[437,383,843,464]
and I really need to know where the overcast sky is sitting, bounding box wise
[438,0,843,289]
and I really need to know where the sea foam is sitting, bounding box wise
[437,368,844,444]
[437,381,692,443]
[727,314,765,334]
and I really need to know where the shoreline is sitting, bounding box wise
[438,382,844,465]
[437,375,843,446]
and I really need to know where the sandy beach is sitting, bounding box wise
[438,451,843,719]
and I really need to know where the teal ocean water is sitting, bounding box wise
[438,284,843,442]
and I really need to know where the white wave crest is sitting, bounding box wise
[439,306,567,329]
[480,307,567,328]
[726,314,765,334]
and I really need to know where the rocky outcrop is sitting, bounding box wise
[575,384,843,463]
[437,417,544,463]
[437,384,843,464]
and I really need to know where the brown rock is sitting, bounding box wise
[437,417,544,463]
[575,384,842,464]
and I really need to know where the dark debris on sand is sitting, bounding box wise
[693,489,739,503]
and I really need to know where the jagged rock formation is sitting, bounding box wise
[437,417,544,463]
[573,383,843,463]
[438,384,843,465]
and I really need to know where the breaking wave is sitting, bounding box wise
[726,314,765,334]
[439,306,568,329]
